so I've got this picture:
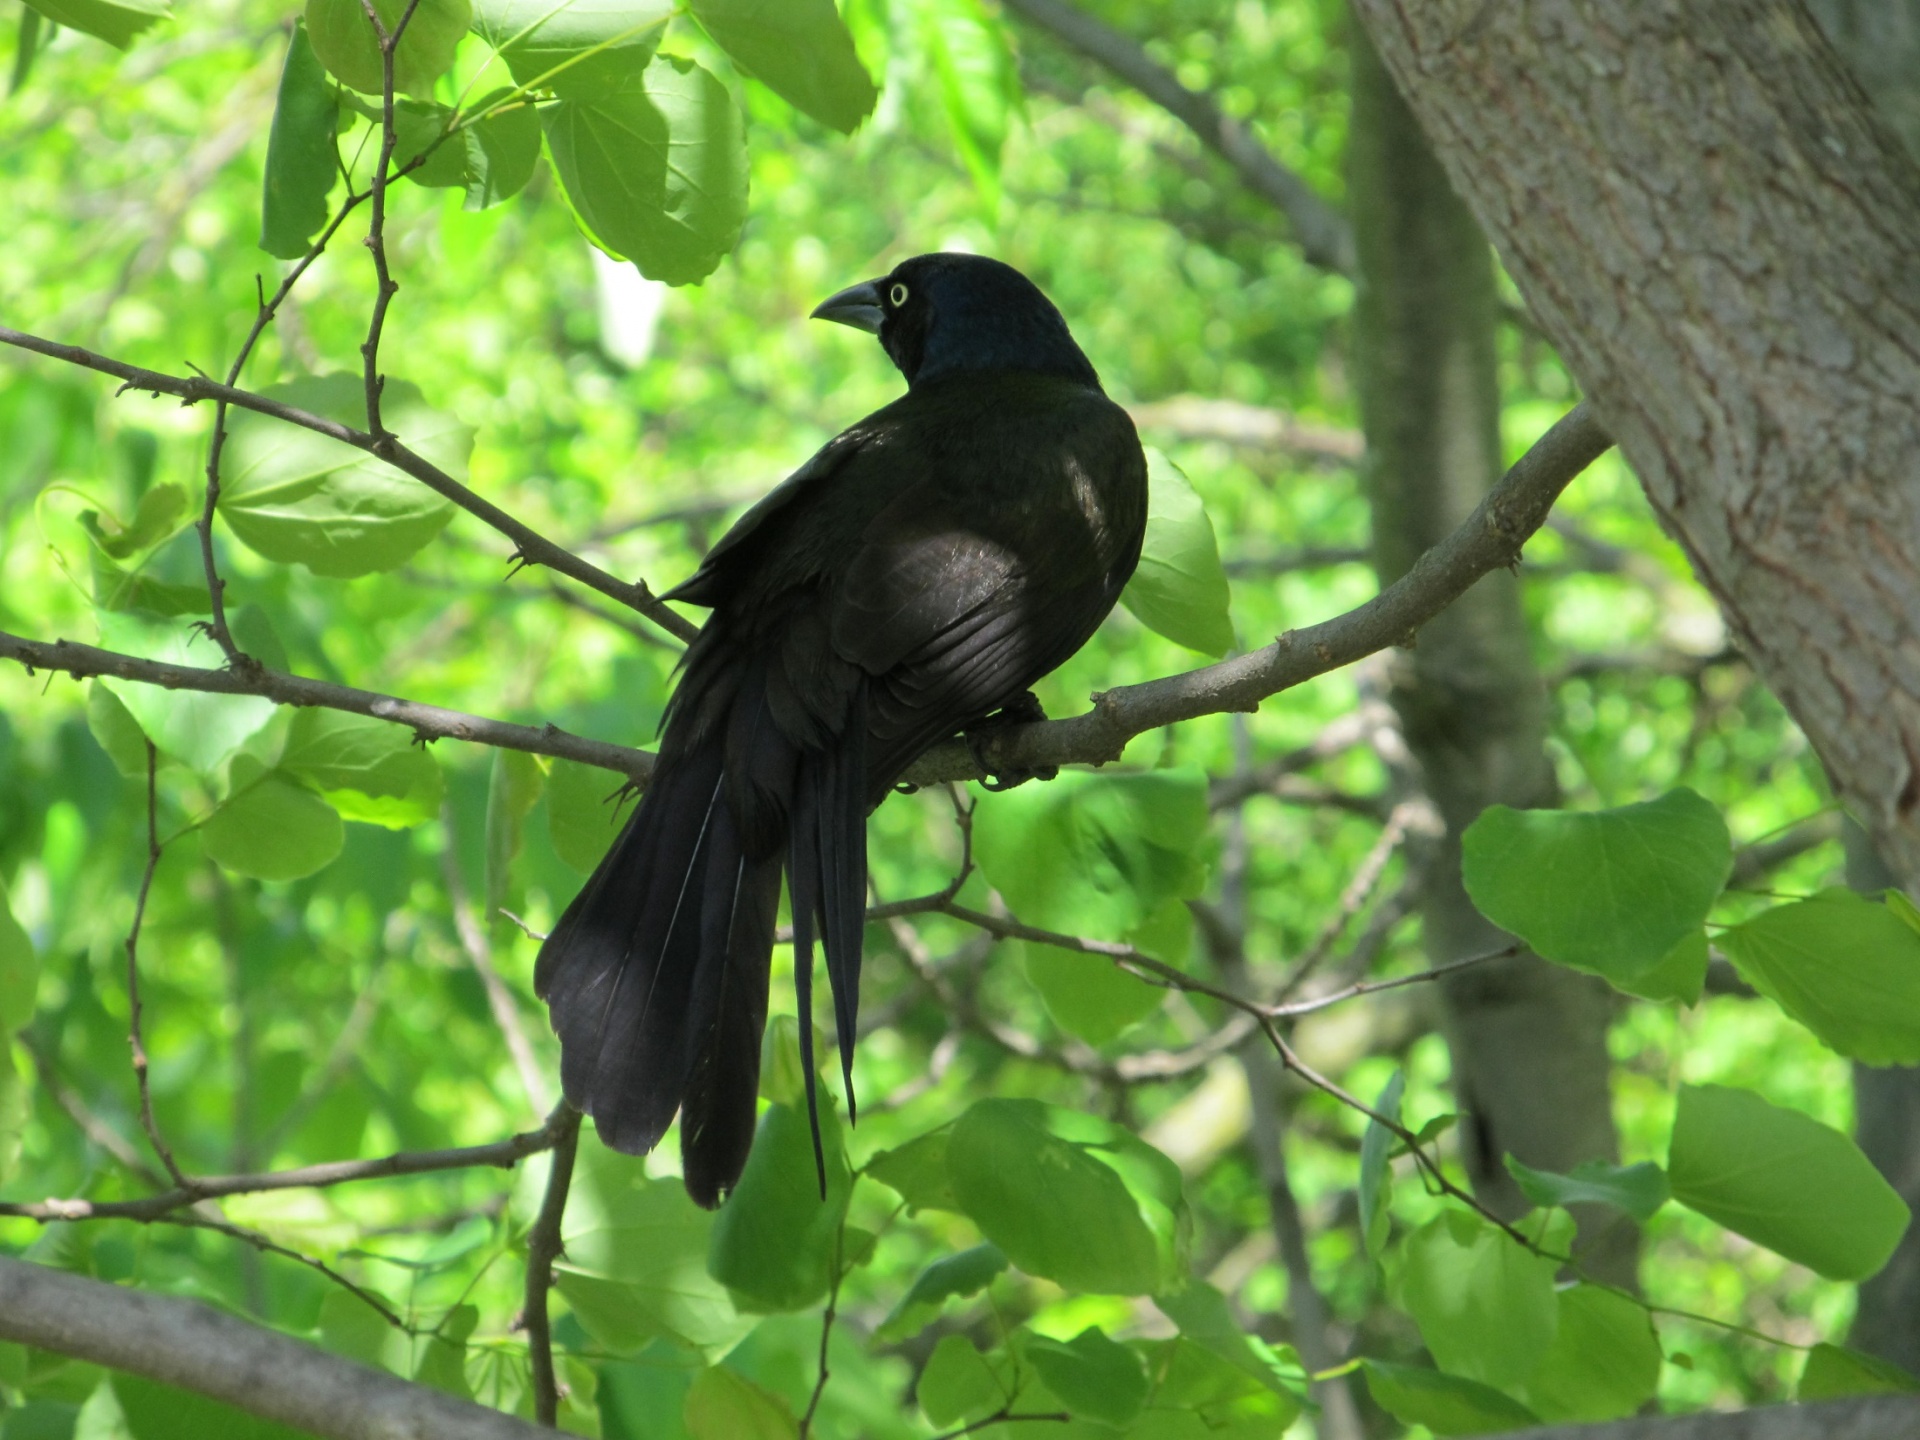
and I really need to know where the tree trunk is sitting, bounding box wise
[1809,0,1920,1375]
[1346,0,1920,898]
[1346,19,1632,1285]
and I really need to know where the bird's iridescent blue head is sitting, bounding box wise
[811,253,1103,392]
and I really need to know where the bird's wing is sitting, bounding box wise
[663,424,875,610]
[823,481,1117,789]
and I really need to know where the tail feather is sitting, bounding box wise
[535,666,872,1206]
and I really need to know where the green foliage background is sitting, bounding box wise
[0,0,1911,1435]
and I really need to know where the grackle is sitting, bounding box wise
[535,254,1148,1206]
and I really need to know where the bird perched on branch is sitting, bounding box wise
[535,254,1148,1206]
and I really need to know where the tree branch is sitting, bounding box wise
[0,628,655,779]
[523,1109,580,1428]
[999,0,1356,274]
[0,1255,547,1439]
[902,402,1613,785]
[0,324,699,645]
[0,1107,571,1222]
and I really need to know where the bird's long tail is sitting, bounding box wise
[534,683,869,1207]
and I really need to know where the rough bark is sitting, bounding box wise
[1812,0,1920,1375]
[1347,19,1631,1284]
[1806,0,1920,155]
[0,1256,544,1439]
[1346,0,1920,898]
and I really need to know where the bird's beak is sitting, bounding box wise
[810,278,885,334]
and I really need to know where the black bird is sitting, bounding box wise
[535,254,1148,1206]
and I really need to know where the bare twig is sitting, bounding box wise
[0,324,699,644]
[18,1034,165,1189]
[0,628,653,779]
[930,1410,1071,1439]
[0,1108,573,1223]
[200,187,375,664]
[160,1210,406,1330]
[358,0,425,436]
[439,821,552,1117]
[798,1223,845,1440]
[523,1108,581,1428]
[901,403,1613,785]
[125,741,188,1189]
[1000,0,1355,274]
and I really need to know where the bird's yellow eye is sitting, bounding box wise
[889,282,909,307]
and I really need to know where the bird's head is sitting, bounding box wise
[811,253,1102,392]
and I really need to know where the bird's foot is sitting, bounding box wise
[965,691,1058,791]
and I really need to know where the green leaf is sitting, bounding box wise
[116,1373,313,1439]
[1615,927,1709,1004]
[1022,1326,1148,1426]
[683,1365,796,1440]
[87,682,151,780]
[1392,1210,1559,1388]
[412,1302,476,1399]
[304,0,471,96]
[280,709,443,828]
[1139,1336,1301,1438]
[83,482,189,560]
[1153,1280,1305,1399]
[1504,1156,1669,1224]
[484,748,544,916]
[916,1335,1010,1428]
[1359,1070,1405,1257]
[0,879,40,1035]
[1021,941,1163,1046]
[471,0,670,98]
[90,537,209,618]
[547,756,629,873]
[1514,1284,1662,1423]
[218,374,467,578]
[317,1288,405,1372]
[261,25,340,259]
[945,1098,1189,1295]
[688,0,877,134]
[920,0,1015,210]
[202,755,345,882]
[876,1243,1006,1342]
[0,1045,23,1190]
[462,94,541,209]
[559,1178,752,1360]
[1668,1083,1910,1281]
[707,1098,852,1312]
[1720,890,1920,1065]
[1461,788,1732,983]
[1360,1361,1539,1437]
[96,612,277,773]
[1121,451,1235,656]
[544,54,749,286]
[973,768,1210,940]
[22,0,167,50]
[11,7,42,94]
[1799,1343,1920,1401]
[863,1124,958,1213]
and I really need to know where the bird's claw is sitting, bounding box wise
[964,691,1058,791]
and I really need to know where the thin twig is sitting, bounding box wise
[199,187,375,663]
[159,1211,407,1331]
[440,817,553,1118]
[929,1410,1071,1439]
[125,741,189,1189]
[524,1107,581,1428]
[0,628,654,779]
[358,0,425,437]
[18,1035,166,1189]
[797,1221,845,1439]
[0,324,699,643]
[0,1109,573,1222]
